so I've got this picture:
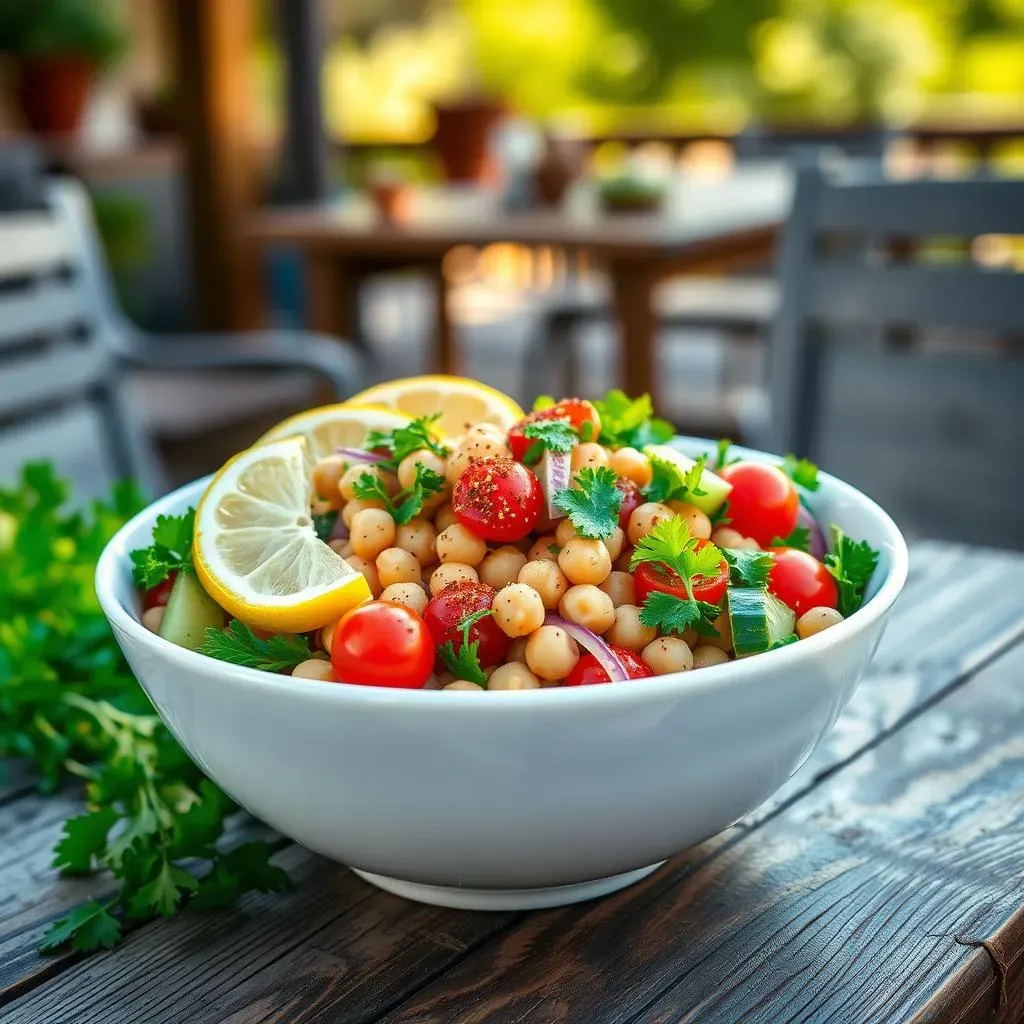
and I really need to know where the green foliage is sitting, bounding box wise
[198,621,313,673]
[353,463,446,525]
[592,390,674,450]
[437,609,493,687]
[825,528,881,617]
[553,466,623,540]
[0,0,128,68]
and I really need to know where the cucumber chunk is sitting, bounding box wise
[643,444,732,516]
[727,586,795,657]
[158,570,225,650]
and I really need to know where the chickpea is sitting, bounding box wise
[380,581,429,616]
[737,537,762,550]
[704,611,733,652]
[465,422,506,443]
[458,432,512,465]
[642,637,694,675]
[691,645,730,669]
[488,662,541,690]
[525,625,580,681]
[603,527,625,562]
[711,526,746,549]
[350,508,397,561]
[328,538,351,557]
[555,517,578,547]
[479,545,528,590]
[507,636,529,663]
[319,619,338,653]
[627,502,675,545]
[445,447,473,487]
[292,658,336,682]
[395,518,436,566]
[429,562,478,594]
[376,547,421,588]
[142,606,165,633]
[797,606,844,639]
[436,523,487,566]
[558,536,612,586]
[339,464,387,502]
[667,501,712,541]
[342,495,386,529]
[518,559,570,610]
[527,534,559,562]
[397,449,447,490]
[311,455,348,506]
[608,446,652,487]
[434,503,459,533]
[444,680,485,692]
[606,604,657,652]
[310,495,335,517]
[571,442,610,473]
[559,585,616,634]
[492,583,546,637]
[599,570,636,607]
[345,555,382,597]
[680,627,699,648]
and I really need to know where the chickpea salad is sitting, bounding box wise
[130,376,881,691]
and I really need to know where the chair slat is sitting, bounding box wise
[0,281,90,345]
[805,264,1024,332]
[0,215,76,277]
[0,344,111,419]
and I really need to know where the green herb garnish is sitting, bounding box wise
[770,525,811,552]
[824,528,880,616]
[722,547,773,587]
[644,453,708,505]
[593,389,674,449]
[198,620,313,672]
[522,418,578,466]
[552,466,622,540]
[130,509,195,587]
[781,454,820,492]
[312,510,339,542]
[353,463,445,525]
[437,609,493,687]
[364,413,448,472]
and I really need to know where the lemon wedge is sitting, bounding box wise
[345,375,524,438]
[193,437,371,633]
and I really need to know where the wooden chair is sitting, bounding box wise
[766,162,1024,459]
[0,177,367,496]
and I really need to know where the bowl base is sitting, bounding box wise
[350,862,664,911]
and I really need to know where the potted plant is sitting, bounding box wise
[0,0,127,136]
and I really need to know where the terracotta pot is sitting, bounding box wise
[431,100,507,183]
[534,135,583,207]
[16,56,94,136]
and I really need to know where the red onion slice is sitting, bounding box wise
[539,449,571,520]
[544,613,629,683]
[329,515,349,542]
[798,504,827,560]
[335,446,386,465]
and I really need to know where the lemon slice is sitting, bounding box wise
[345,375,524,438]
[257,403,414,473]
[194,437,371,633]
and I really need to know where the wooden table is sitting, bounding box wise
[3,540,1024,1023]
[246,167,790,402]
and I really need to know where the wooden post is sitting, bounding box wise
[169,0,258,330]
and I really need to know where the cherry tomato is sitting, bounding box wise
[615,477,642,531]
[422,580,511,668]
[143,573,177,610]
[564,645,653,686]
[331,602,433,688]
[633,542,729,607]
[507,399,601,461]
[452,456,544,542]
[768,547,838,617]
[717,462,799,548]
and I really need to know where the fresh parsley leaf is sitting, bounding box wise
[714,438,739,469]
[644,454,708,504]
[40,900,122,953]
[523,419,577,454]
[770,634,799,650]
[532,394,556,411]
[709,500,731,527]
[130,509,196,588]
[770,525,811,552]
[353,464,445,526]
[198,621,312,672]
[52,808,118,875]
[548,543,562,555]
[824,528,880,617]
[312,510,339,542]
[191,840,292,910]
[593,390,674,449]
[552,467,622,540]
[365,414,448,471]
[437,609,493,687]
[722,548,773,587]
[781,454,820,492]
[128,858,199,918]
[579,420,595,442]
[637,592,721,636]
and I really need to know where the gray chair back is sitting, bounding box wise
[767,162,1024,459]
[0,177,163,496]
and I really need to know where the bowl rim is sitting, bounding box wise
[96,435,909,711]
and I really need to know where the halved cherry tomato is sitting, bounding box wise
[633,542,729,607]
[422,580,511,668]
[507,399,601,461]
[331,602,433,688]
[768,547,838,617]
[452,456,544,542]
[564,646,653,686]
[717,462,799,548]
[615,477,642,531]
[143,573,177,610]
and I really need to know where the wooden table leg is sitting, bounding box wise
[427,257,457,375]
[609,261,658,403]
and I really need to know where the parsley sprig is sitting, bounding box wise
[781,454,820,492]
[364,414,448,472]
[722,547,774,587]
[644,454,709,505]
[353,463,445,525]
[199,620,313,672]
[553,467,623,540]
[521,419,578,466]
[770,525,812,552]
[130,510,195,588]
[437,609,493,687]
[824,528,880,616]
[630,518,724,635]
[593,390,674,449]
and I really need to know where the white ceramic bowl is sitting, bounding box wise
[96,438,908,910]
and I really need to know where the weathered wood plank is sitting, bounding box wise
[374,639,1024,1024]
